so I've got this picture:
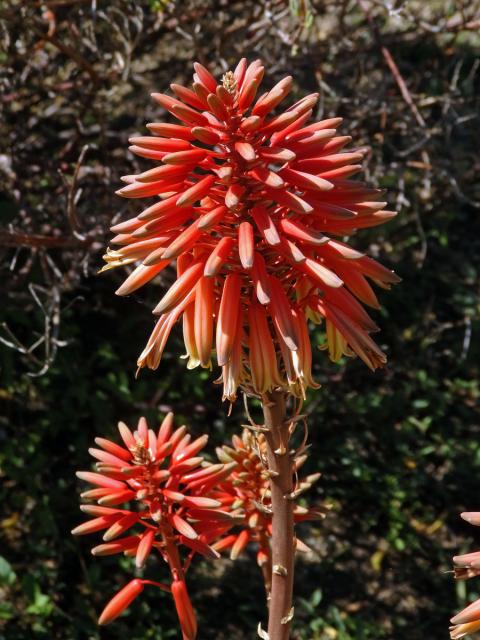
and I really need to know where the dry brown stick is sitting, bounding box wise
[29,21,100,85]
[262,390,295,640]
[0,322,42,365]
[358,0,426,128]
[380,45,426,128]
[62,143,90,238]
[0,231,90,249]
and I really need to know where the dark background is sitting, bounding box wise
[1,1,479,638]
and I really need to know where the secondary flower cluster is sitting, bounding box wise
[210,429,324,578]
[450,512,480,639]
[104,59,399,401]
[72,414,237,639]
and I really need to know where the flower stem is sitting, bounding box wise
[162,529,185,581]
[259,529,273,597]
[262,390,294,640]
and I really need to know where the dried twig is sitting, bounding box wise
[30,20,100,85]
[358,0,427,128]
[58,143,90,240]
[0,231,91,249]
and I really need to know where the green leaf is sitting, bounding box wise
[0,556,16,586]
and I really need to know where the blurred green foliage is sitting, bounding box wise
[1,1,479,639]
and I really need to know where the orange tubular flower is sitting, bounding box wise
[210,429,325,570]
[72,414,237,637]
[450,512,480,639]
[104,59,400,401]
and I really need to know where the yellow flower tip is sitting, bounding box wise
[186,356,201,370]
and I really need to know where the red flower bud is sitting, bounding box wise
[98,579,144,625]
[172,580,197,640]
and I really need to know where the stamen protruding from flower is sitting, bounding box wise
[222,70,237,96]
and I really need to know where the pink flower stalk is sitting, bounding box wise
[103,59,400,401]
[72,414,237,638]
[450,512,480,639]
[210,429,325,586]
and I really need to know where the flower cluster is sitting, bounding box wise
[72,414,237,638]
[210,429,324,576]
[104,59,399,401]
[450,512,480,639]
